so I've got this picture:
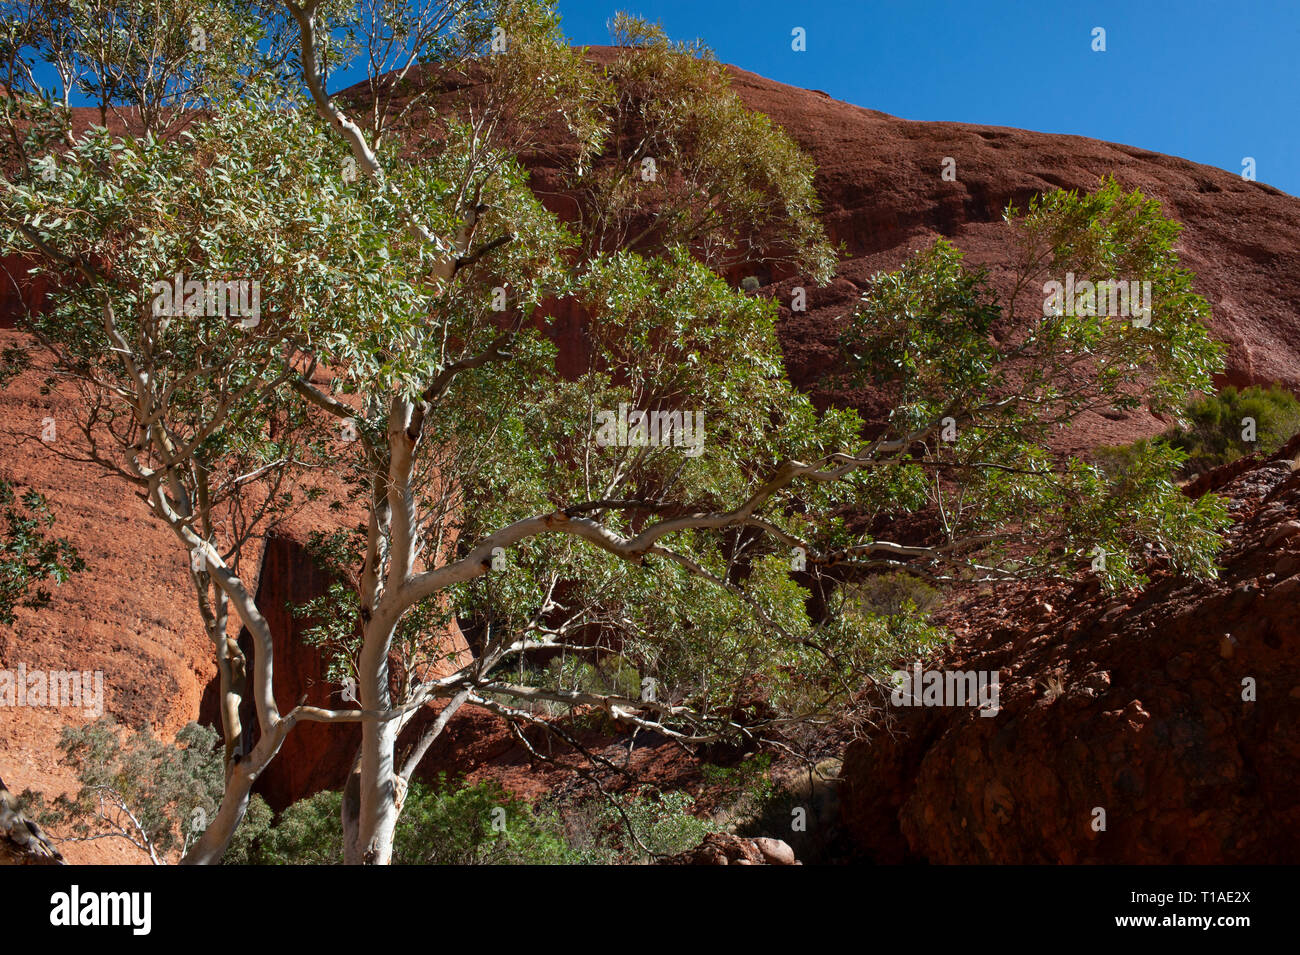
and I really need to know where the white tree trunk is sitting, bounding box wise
[350,617,401,865]
[179,722,287,865]
[180,767,254,865]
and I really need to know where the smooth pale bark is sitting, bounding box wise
[178,569,283,865]
[353,616,402,865]
[180,739,264,865]
[347,401,422,865]
[341,758,362,865]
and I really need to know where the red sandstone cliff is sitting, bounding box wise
[1,54,1297,862]
[840,437,1300,863]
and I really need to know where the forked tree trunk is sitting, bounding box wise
[180,570,287,865]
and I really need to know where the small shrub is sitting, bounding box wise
[1166,384,1300,474]
[394,775,577,865]
[23,719,226,863]
[1092,385,1300,479]
[849,571,941,617]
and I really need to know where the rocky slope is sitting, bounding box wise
[1,53,1297,862]
[717,58,1300,431]
[840,436,1300,863]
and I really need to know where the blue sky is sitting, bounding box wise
[26,1,1298,194]
[554,0,1300,196]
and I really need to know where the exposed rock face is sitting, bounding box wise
[198,534,358,810]
[661,832,799,865]
[840,438,1300,864]
[0,328,215,864]
[1,54,1298,847]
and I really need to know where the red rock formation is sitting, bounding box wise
[839,437,1300,863]
[2,55,1299,850]
[660,832,799,865]
[196,534,359,810]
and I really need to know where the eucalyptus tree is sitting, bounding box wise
[1,0,1227,867]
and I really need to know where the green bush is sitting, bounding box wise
[242,776,578,865]
[393,775,577,865]
[848,571,941,618]
[23,716,279,864]
[221,795,274,864]
[245,790,343,865]
[701,753,778,819]
[1093,385,1300,479]
[823,572,949,683]
[1166,384,1300,474]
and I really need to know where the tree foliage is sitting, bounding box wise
[0,478,83,625]
[21,719,252,864]
[839,179,1230,589]
[0,0,1232,864]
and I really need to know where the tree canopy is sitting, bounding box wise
[0,0,1228,864]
